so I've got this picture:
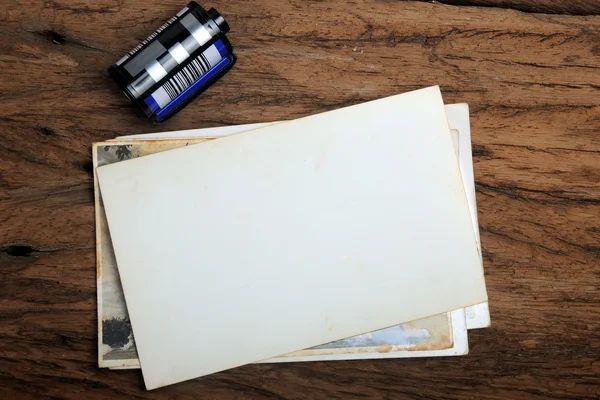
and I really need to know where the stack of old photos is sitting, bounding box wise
[94,103,490,370]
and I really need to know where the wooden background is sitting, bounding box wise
[1,0,599,398]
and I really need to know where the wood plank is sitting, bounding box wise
[1,0,599,398]
[429,0,600,15]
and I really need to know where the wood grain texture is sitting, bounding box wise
[1,0,599,399]
[428,0,600,15]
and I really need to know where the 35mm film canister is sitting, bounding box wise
[108,2,236,122]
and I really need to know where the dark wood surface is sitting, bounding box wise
[1,0,599,398]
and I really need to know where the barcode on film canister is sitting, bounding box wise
[144,40,231,120]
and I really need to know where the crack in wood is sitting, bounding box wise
[475,182,600,205]
[413,0,600,16]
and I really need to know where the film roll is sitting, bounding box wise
[108,2,236,122]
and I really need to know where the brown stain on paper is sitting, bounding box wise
[406,314,453,351]
[376,344,393,353]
